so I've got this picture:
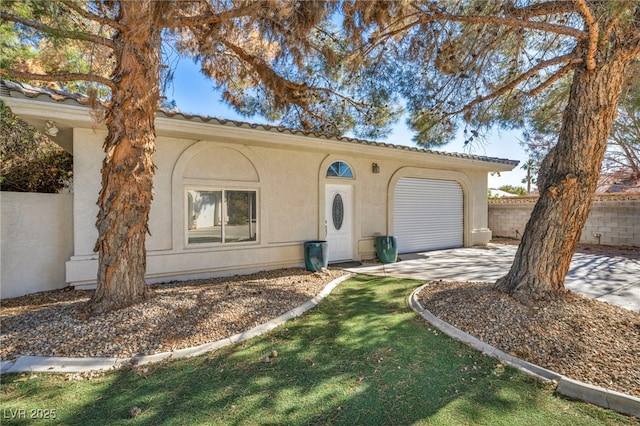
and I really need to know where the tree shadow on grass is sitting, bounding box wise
[0,268,328,359]
[2,275,632,425]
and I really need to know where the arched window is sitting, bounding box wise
[326,161,353,178]
[176,144,260,246]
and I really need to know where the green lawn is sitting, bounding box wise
[1,275,637,425]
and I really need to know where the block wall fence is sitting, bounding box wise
[488,195,640,247]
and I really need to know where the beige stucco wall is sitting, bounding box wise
[0,94,514,289]
[65,120,507,288]
[1,192,73,298]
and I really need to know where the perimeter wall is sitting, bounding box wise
[489,194,640,247]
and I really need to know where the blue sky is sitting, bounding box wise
[167,58,530,189]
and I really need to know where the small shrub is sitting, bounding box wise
[0,100,73,193]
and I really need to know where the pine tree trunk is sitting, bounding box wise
[84,3,162,315]
[494,55,628,305]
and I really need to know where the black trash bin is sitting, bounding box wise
[375,236,398,264]
[304,240,329,272]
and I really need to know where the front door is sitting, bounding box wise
[325,184,353,262]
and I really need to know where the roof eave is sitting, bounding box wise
[1,80,519,170]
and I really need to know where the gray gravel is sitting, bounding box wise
[1,268,347,360]
[417,280,640,398]
[4,263,638,400]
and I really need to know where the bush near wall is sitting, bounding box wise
[0,100,73,193]
[489,193,640,247]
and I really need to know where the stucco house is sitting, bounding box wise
[1,80,517,293]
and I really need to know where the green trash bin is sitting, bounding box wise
[375,236,398,264]
[304,240,329,272]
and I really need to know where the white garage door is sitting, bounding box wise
[394,178,463,253]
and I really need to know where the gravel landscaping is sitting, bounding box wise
[415,241,640,399]
[0,268,347,360]
[2,247,639,400]
[417,281,640,398]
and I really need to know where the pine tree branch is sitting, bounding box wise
[0,68,115,91]
[502,1,576,19]
[620,34,640,62]
[361,13,424,57]
[220,39,368,112]
[449,53,582,117]
[59,0,122,32]
[0,11,115,49]
[527,61,575,97]
[572,0,598,71]
[169,1,264,28]
[415,5,586,40]
[603,16,622,47]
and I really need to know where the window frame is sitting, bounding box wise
[326,161,354,179]
[185,186,259,247]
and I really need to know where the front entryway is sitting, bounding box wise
[325,184,353,262]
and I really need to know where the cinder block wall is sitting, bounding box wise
[581,199,640,246]
[489,196,640,247]
[488,201,535,240]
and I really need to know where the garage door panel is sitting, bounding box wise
[394,178,463,253]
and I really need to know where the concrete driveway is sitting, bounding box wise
[348,244,640,312]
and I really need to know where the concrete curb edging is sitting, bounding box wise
[0,273,354,375]
[409,283,640,418]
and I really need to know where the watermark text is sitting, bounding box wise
[3,408,57,420]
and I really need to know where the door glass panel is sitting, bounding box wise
[332,193,344,230]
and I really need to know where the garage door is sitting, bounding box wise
[394,177,463,253]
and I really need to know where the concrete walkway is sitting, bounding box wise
[348,244,640,312]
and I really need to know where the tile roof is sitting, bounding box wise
[0,79,519,166]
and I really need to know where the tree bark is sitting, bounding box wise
[494,53,629,305]
[84,3,162,315]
